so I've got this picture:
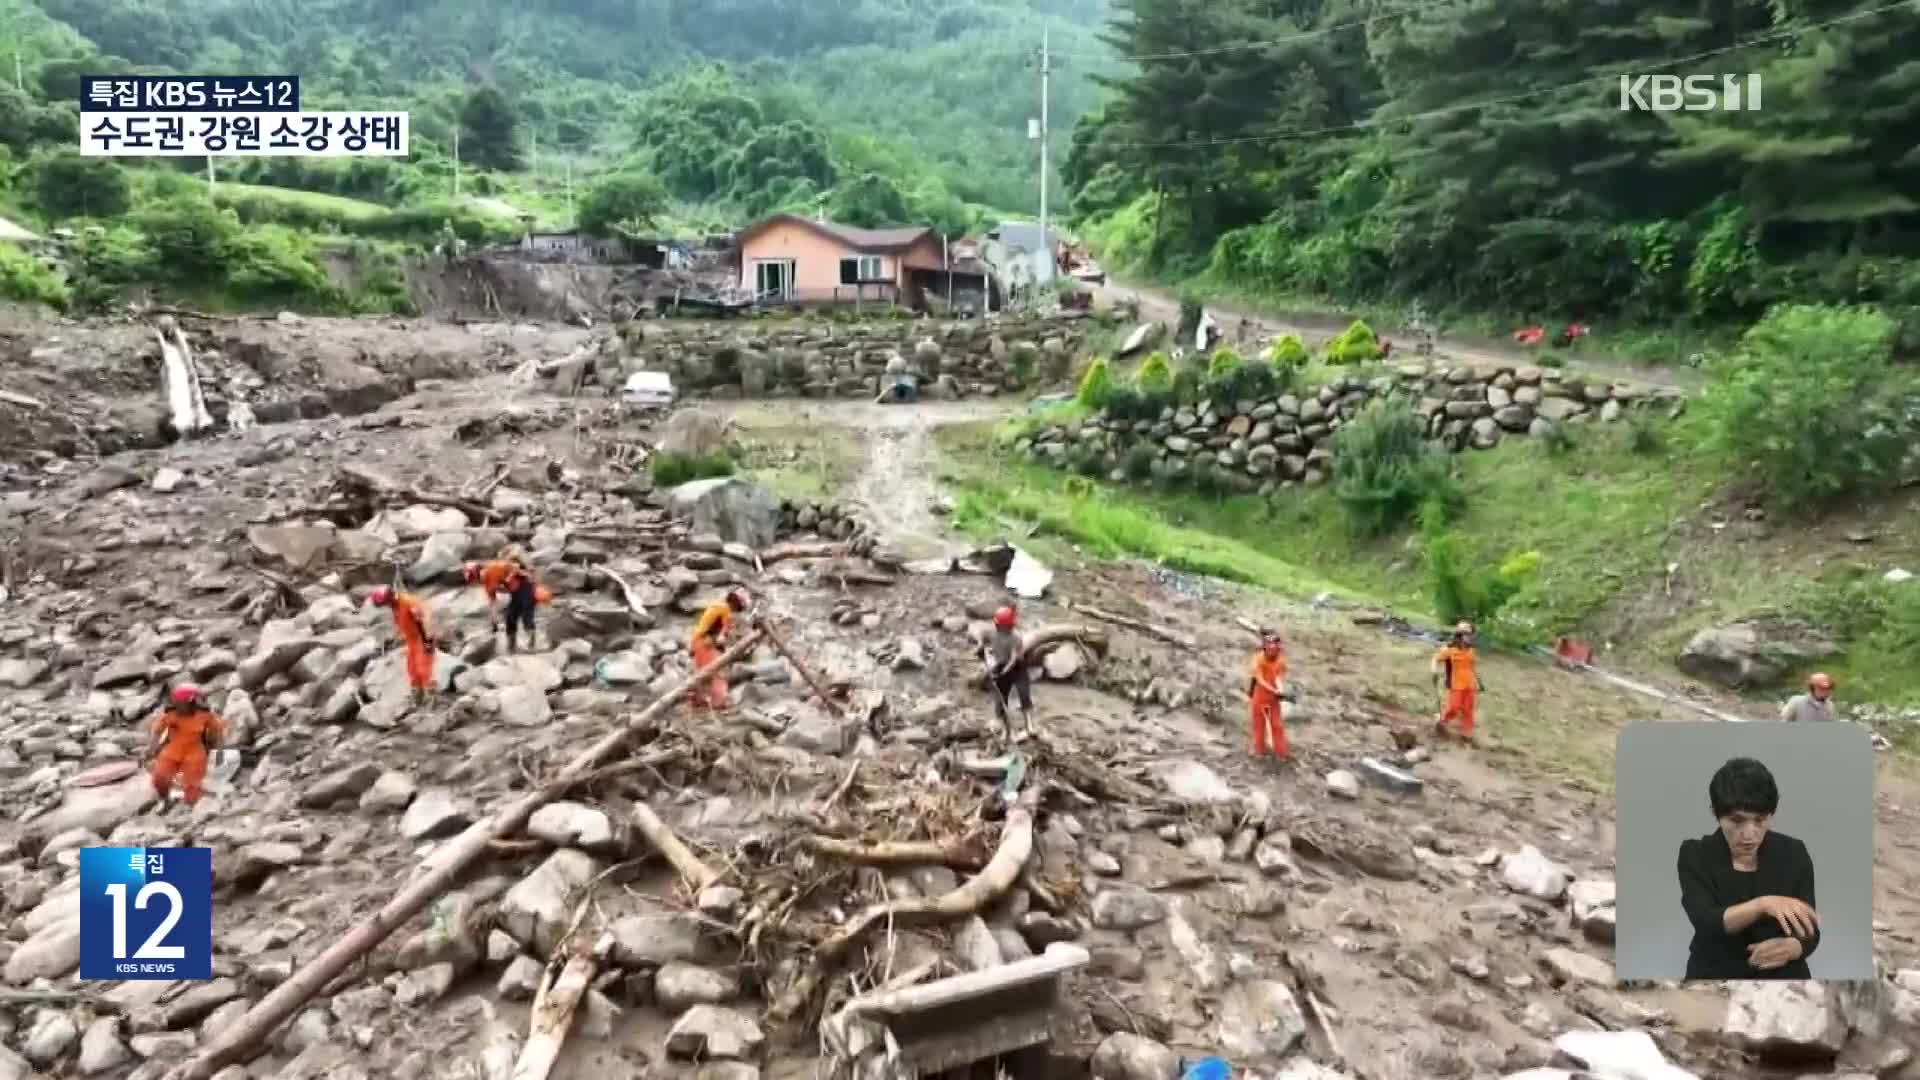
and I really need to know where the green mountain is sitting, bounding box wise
[9,0,1114,220]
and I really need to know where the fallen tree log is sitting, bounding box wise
[965,624,1113,688]
[332,463,493,521]
[630,802,720,892]
[162,629,770,1080]
[1063,602,1195,652]
[758,541,849,565]
[756,615,844,717]
[802,835,987,872]
[508,950,597,1080]
[766,793,1037,1026]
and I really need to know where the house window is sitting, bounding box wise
[839,255,885,283]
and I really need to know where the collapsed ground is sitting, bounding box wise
[1,311,1919,1080]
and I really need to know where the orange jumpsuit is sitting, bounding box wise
[1434,644,1478,736]
[151,706,225,805]
[688,602,733,710]
[1249,649,1289,759]
[475,560,522,606]
[390,591,435,691]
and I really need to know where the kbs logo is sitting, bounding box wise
[1618,74,1762,112]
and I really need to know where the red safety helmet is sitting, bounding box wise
[369,586,395,606]
[170,684,201,706]
[993,606,1017,630]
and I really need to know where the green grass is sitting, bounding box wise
[212,182,389,223]
[941,408,1920,735]
[652,451,737,488]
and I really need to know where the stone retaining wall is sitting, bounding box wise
[619,316,1091,400]
[1017,360,1687,491]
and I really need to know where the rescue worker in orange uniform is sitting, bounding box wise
[147,684,226,807]
[463,557,548,653]
[1248,630,1289,762]
[1432,620,1485,741]
[689,589,749,710]
[370,585,437,700]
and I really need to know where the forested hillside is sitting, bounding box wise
[8,0,1110,218]
[1066,0,1920,335]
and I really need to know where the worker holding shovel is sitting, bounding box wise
[1432,620,1485,742]
[982,606,1034,742]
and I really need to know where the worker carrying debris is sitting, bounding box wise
[983,605,1035,742]
[1248,629,1290,763]
[1781,673,1837,722]
[1432,620,1485,741]
[147,684,225,807]
[689,589,751,710]
[370,586,438,701]
[463,555,550,653]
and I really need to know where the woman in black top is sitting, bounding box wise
[1676,756,1821,980]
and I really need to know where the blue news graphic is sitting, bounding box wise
[80,76,299,113]
[78,847,213,981]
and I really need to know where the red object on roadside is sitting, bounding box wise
[1554,636,1594,667]
[1513,325,1546,346]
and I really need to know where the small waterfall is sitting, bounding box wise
[155,322,214,437]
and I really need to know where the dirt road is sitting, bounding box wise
[1094,278,1704,392]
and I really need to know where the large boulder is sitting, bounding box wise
[670,477,782,550]
[658,408,733,458]
[1676,618,1839,689]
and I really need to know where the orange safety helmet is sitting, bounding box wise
[1809,672,1834,692]
[169,684,201,706]
[993,606,1017,630]
[369,586,395,606]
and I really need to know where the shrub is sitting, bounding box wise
[1537,419,1576,457]
[1008,342,1038,385]
[1207,357,1286,403]
[1207,346,1243,379]
[651,451,736,487]
[1076,356,1115,408]
[1324,319,1380,364]
[1422,503,1543,629]
[0,241,68,308]
[1330,401,1464,537]
[64,225,155,311]
[1626,411,1663,454]
[1697,303,1914,511]
[1123,443,1156,480]
[1135,351,1174,394]
[1265,334,1309,370]
[1177,294,1204,340]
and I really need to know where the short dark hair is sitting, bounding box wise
[1708,757,1779,818]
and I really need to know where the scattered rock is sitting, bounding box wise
[654,963,740,1010]
[1500,845,1572,901]
[1724,981,1846,1060]
[1091,888,1168,931]
[1324,769,1361,799]
[665,1005,765,1061]
[1091,1032,1181,1080]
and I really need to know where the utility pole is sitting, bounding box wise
[13,52,22,92]
[1038,26,1051,285]
[564,157,573,225]
[452,127,460,198]
[206,155,214,198]
[529,130,537,197]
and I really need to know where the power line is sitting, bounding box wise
[1082,0,1917,151]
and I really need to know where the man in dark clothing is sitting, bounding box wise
[502,568,539,653]
[1676,756,1820,980]
[983,605,1033,741]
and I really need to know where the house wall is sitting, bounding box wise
[739,219,882,294]
[897,234,947,288]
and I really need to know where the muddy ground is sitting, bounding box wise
[1,310,1918,1080]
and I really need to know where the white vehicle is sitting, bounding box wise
[621,370,676,409]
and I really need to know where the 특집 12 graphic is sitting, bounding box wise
[78,847,213,980]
